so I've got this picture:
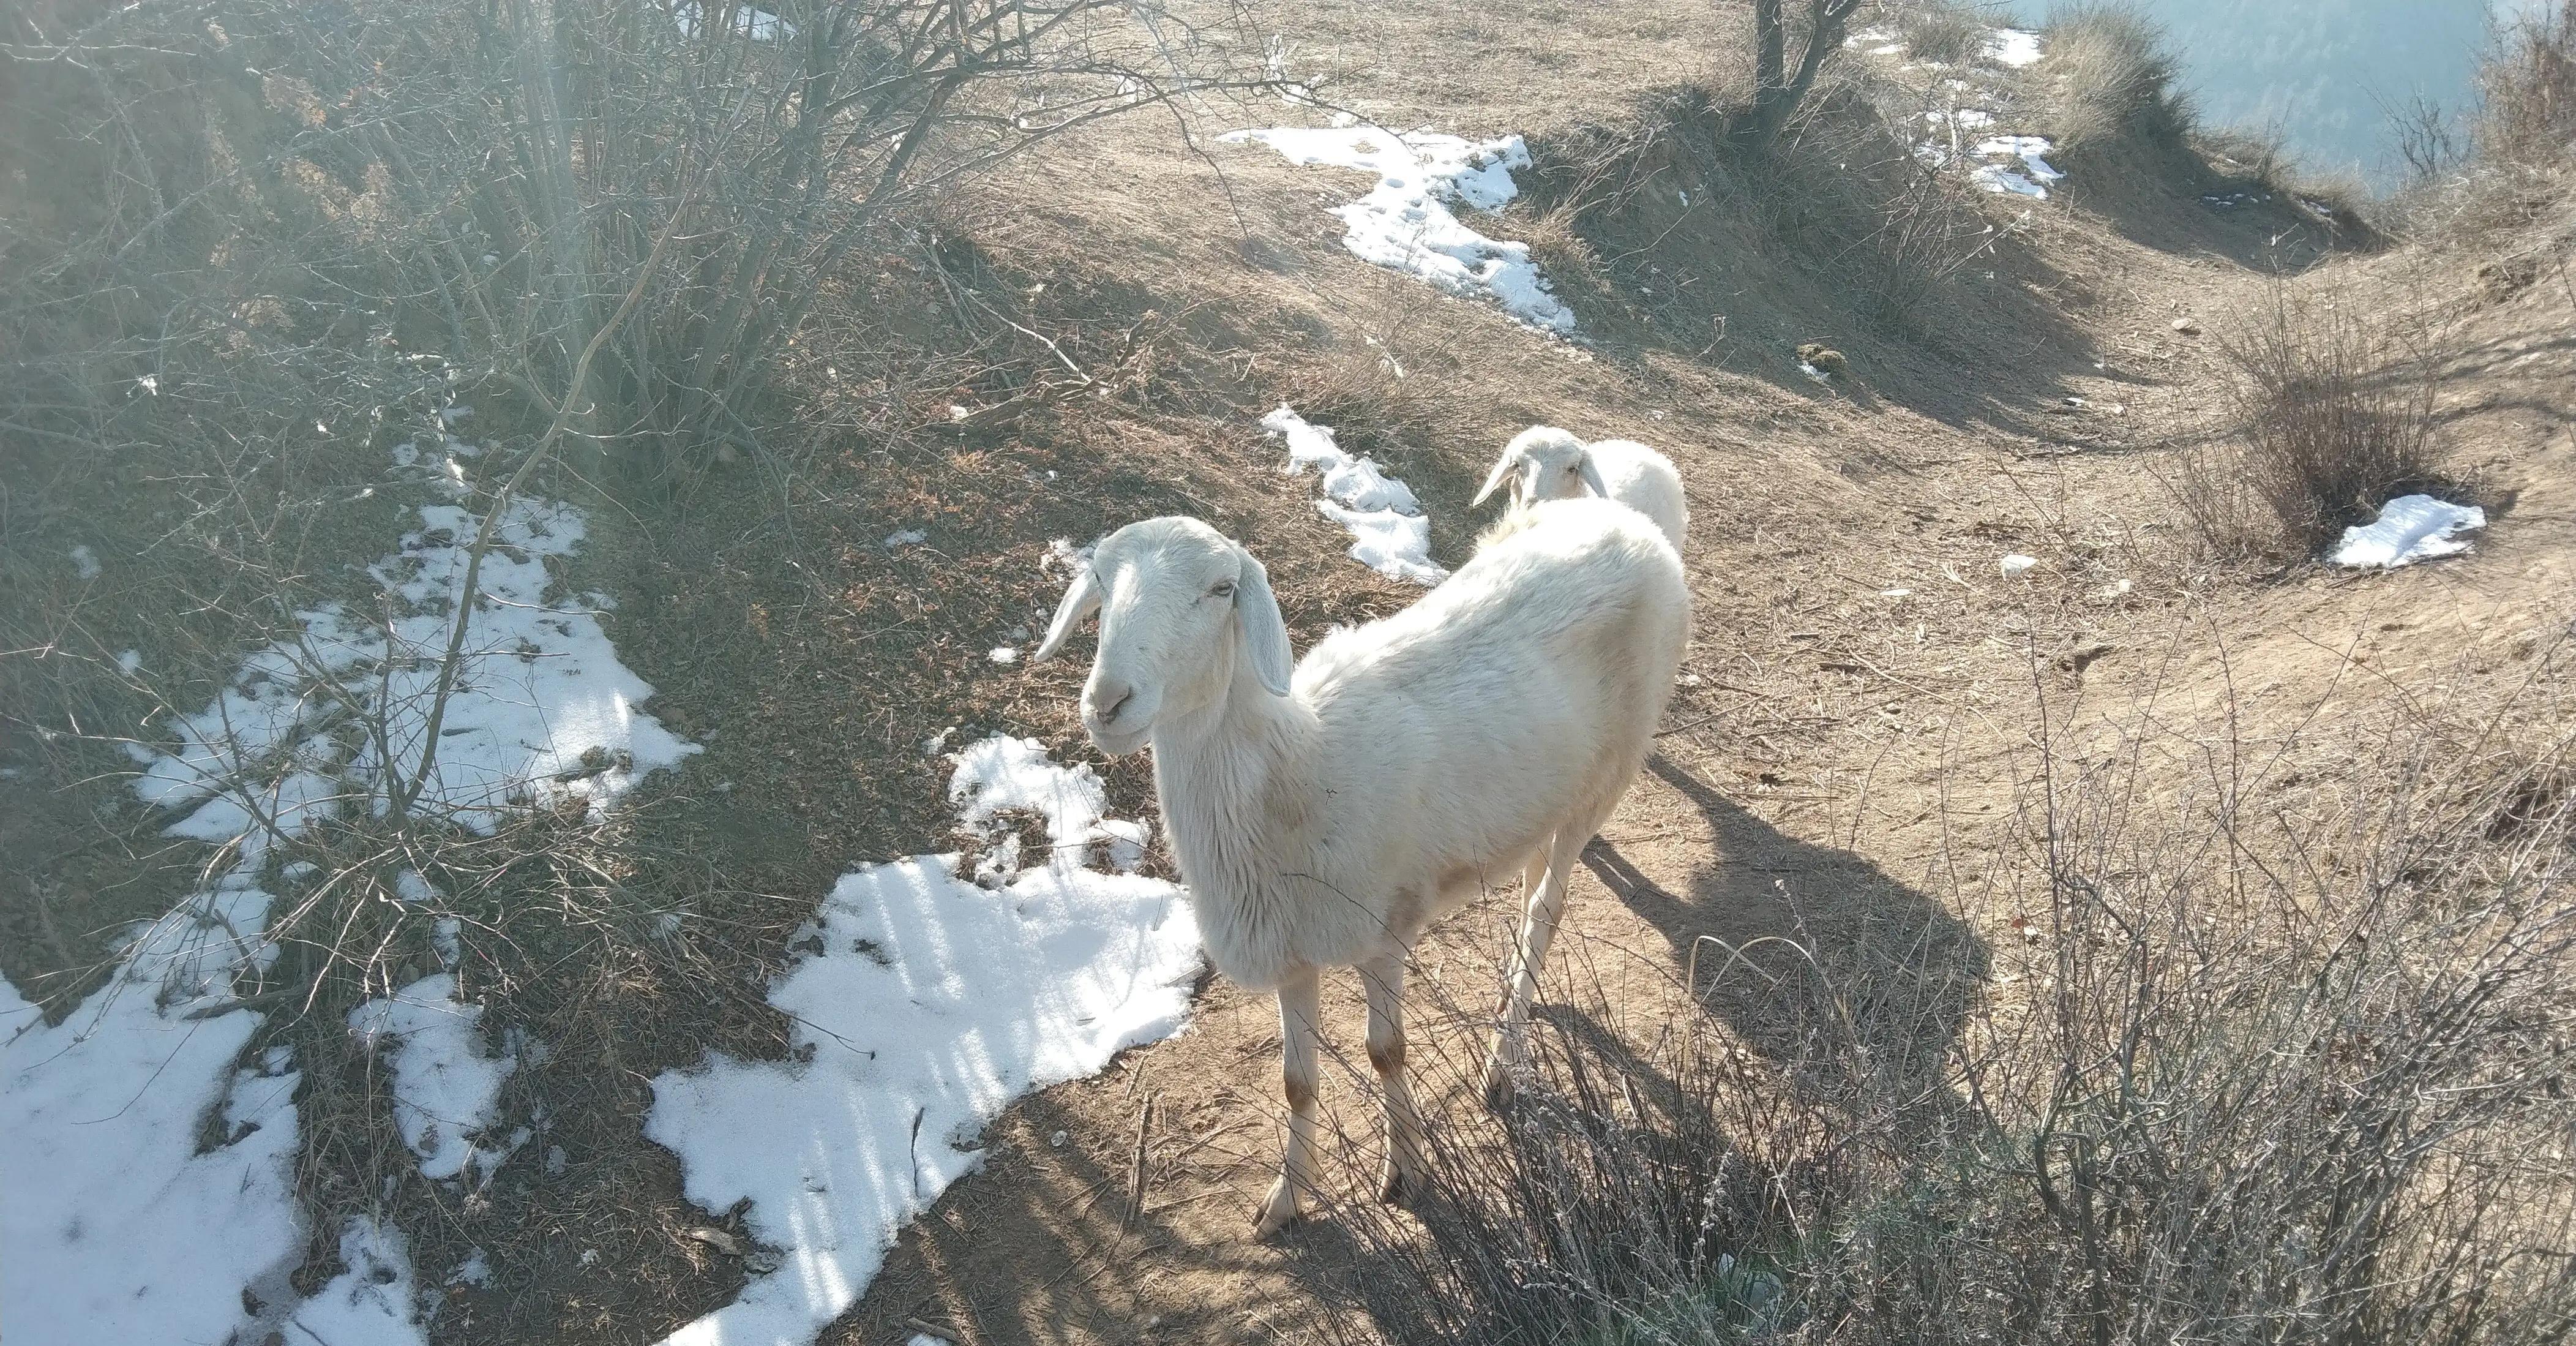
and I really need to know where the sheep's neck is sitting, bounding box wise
[1149,672,1311,916]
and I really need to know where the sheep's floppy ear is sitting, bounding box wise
[1032,566,1102,663]
[1472,446,1523,507]
[1234,552,1294,697]
[1576,451,1612,500]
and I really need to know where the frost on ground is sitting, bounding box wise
[2331,494,2487,568]
[1221,124,1576,333]
[1,427,694,1346]
[645,735,1199,1346]
[1263,405,1448,585]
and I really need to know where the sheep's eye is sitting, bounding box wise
[1208,581,1236,600]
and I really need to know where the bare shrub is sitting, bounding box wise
[1330,679,2576,1346]
[2383,90,2469,192]
[2212,290,2443,553]
[2154,440,2277,560]
[2378,1,2573,243]
[2479,0,2576,169]
[0,0,1275,491]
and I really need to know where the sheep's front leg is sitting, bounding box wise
[1485,832,1582,1107]
[1255,968,1323,1236]
[1361,955,1426,1204]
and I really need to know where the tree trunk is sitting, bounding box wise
[1740,0,1857,154]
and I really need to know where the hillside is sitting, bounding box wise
[4,3,2573,1345]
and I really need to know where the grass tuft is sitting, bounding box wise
[2208,290,2444,554]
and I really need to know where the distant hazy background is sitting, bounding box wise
[1995,1,2543,189]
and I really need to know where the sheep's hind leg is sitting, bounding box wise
[1255,968,1324,1236]
[1361,955,1426,1204]
[1484,816,1604,1107]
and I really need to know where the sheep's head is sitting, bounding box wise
[1473,426,1609,511]
[1032,516,1293,755]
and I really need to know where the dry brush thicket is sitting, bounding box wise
[1326,664,2576,1346]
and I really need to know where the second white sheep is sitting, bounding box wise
[1472,425,1688,551]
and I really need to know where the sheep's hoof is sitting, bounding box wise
[1252,1177,1301,1237]
[1380,1160,1423,1206]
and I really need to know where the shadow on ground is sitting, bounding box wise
[1584,753,1990,1119]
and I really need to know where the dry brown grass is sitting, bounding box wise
[2040,3,2192,156]
[1889,0,1993,67]
[2480,1,2576,169]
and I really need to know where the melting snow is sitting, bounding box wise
[1262,406,1447,585]
[288,1219,429,1346]
[1986,28,2043,67]
[4,430,695,1345]
[2329,495,2486,568]
[1969,135,2065,197]
[347,973,521,1182]
[1221,125,1576,334]
[1,886,305,1346]
[126,494,697,849]
[644,735,1199,1346]
[68,545,100,580]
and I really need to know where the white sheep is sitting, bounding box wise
[1033,498,1688,1235]
[1472,425,1689,551]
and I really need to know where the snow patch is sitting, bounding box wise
[348,973,520,1182]
[68,545,100,580]
[2329,495,2485,569]
[1969,135,2064,197]
[1,887,306,1346]
[287,1218,429,1346]
[1221,125,1576,334]
[673,1,789,40]
[126,489,697,849]
[1986,28,2043,67]
[643,735,1199,1346]
[9,429,690,1342]
[1262,405,1447,585]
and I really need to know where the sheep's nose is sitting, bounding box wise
[1091,681,1136,724]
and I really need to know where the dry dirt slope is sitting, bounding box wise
[787,23,2576,1346]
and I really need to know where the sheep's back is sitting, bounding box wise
[1294,498,1688,870]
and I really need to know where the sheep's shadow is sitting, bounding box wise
[1584,753,1989,1127]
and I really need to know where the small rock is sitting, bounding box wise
[683,1227,747,1258]
[1049,1130,1069,1148]
[2000,554,2039,577]
[2170,317,2200,334]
